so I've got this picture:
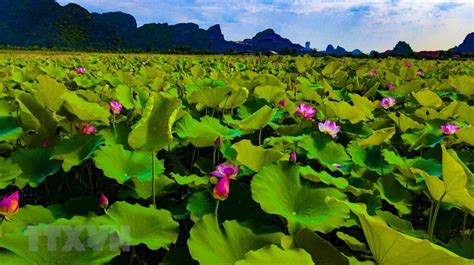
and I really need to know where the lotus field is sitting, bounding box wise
[0,54,474,264]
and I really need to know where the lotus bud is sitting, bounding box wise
[99,193,109,210]
[0,191,20,221]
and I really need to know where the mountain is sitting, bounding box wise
[238,29,304,52]
[453,32,474,53]
[384,41,414,56]
[322,45,363,55]
[0,0,304,53]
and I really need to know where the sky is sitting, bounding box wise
[56,0,474,52]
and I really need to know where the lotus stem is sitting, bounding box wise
[380,144,384,176]
[258,128,263,146]
[462,212,467,238]
[112,115,117,137]
[429,192,446,241]
[151,151,156,207]
[427,199,434,233]
[212,146,217,167]
[215,200,220,216]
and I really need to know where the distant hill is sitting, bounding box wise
[238,29,304,52]
[453,32,474,53]
[0,0,305,53]
[321,45,363,56]
[383,41,414,56]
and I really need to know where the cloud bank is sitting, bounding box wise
[56,0,474,52]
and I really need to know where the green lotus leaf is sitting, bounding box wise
[413,90,443,108]
[119,175,176,200]
[235,245,313,265]
[347,142,395,175]
[299,165,349,189]
[300,133,352,169]
[441,145,474,212]
[455,102,474,125]
[186,191,215,222]
[0,216,121,265]
[0,205,66,235]
[218,87,249,109]
[0,101,15,117]
[114,84,134,109]
[17,92,56,138]
[76,73,102,87]
[0,157,22,188]
[34,75,67,112]
[336,231,369,253]
[62,91,110,124]
[51,134,104,172]
[375,210,415,233]
[294,228,350,265]
[251,162,350,233]
[239,105,276,132]
[457,126,474,146]
[357,214,471,265]
[171,173,209,186]
[232,139,286,171]
[447,237,474,259]
[254,84,285,102]
[0,117,22,142]
[323,99,366,123]
[187,181,267,223]
[93,144,163,184]
[391,80,424,96]
[128,93,180,151]
[411,168,457,204]
[401,127,444,151]
[350,93,378,119]
[175,114,241,147]
[98,124,130,147]
[98,201,179,250]
[188,214,283,265]
[187,86,232,108]
[11,147,62,188]
[375,174,412,214]
[358,127,396,147]
[449,75,474,97]
[388,112,424,132]
[383,149,441,179]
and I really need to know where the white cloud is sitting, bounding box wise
[55,0,474,51]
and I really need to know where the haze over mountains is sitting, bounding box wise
[0,0,473,54]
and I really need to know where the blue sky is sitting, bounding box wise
[56,0,474,52]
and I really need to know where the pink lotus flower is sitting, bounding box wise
[213,176,230,200]
[332,163,342,168]
[0,191,19,221]
[215,136,222,146]
[279,99,286,107]
[441,123,460,135]
[76,67,86,74]
[380,97,396,109]
[318,120,341,138]
[210,162,240,179]
[99,193,109,209]
[296,103,316,120]
[290,151,297,162]
[81,124,97,135]
[109,101,123,115]
[369,69,377,76]
[417,70,424,76]
[404,62,412,67]
[386,83,396,90]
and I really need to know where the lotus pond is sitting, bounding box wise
[0,54,473,264]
